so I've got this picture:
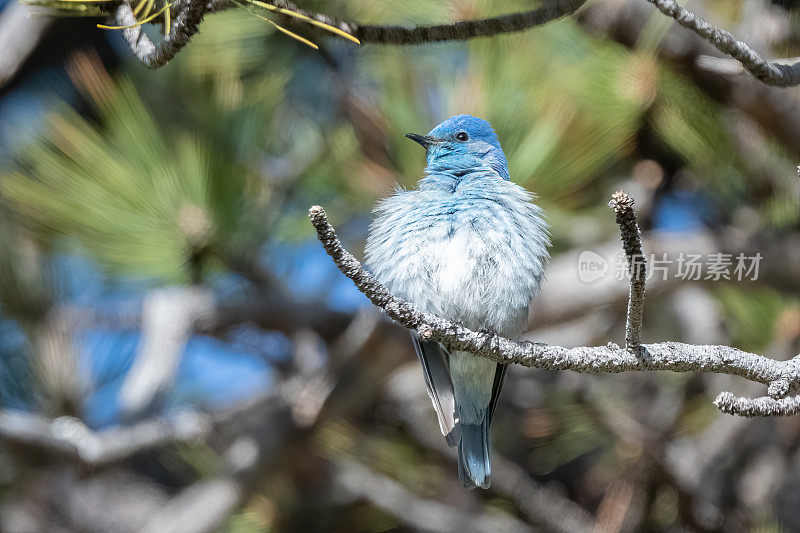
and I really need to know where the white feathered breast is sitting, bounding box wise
[365,174,549,337]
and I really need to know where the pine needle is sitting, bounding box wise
[132,0,148,16]
[164,2,170,36]
[262,16,319,49]
[141,0,155,19]
[244,0,359,44]
[97,1,170,29]
[269,20,317,49]
[233,0,319,49]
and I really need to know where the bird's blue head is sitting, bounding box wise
[406,114,510,181]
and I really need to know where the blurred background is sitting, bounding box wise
[1,0,800,531]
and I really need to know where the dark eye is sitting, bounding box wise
[456,132,469,141]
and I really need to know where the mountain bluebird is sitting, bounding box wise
[365,114,550,489]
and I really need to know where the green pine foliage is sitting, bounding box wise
[2,78,260,282]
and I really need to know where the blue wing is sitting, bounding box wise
[411,334,460,447]
[488,363,508,424]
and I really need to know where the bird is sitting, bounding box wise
[364,114,550,489]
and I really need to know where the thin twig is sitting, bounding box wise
[354,0,586,45]
[714,390,800,417]
[644,0,800,87]
[609,191,646,349]
[308,202,800,417]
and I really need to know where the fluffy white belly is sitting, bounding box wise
[417,226,521,334]
[434,230,483,299]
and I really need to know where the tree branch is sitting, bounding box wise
[0,409,209,466]
[353,0,586,45]
[24,0,794,87]
[119,286,215,420]
[209,0,587,44]
[113,0,587,68]
[643,0,800,87]
[0,0,54,89]
[308,197,800,417]
[714,390,800,417]
[105,0,800,88]
[609,191,646,349]
[115,0,207,69]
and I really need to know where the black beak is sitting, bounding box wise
[405,133,440,148]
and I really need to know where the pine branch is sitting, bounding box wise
[105,0,800,88]
[308,194,800,418]
[114,0,586,68]
[643,0,800,87]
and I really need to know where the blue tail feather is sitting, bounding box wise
[457,414,491,489]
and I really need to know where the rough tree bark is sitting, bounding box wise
[308,192,800,418]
